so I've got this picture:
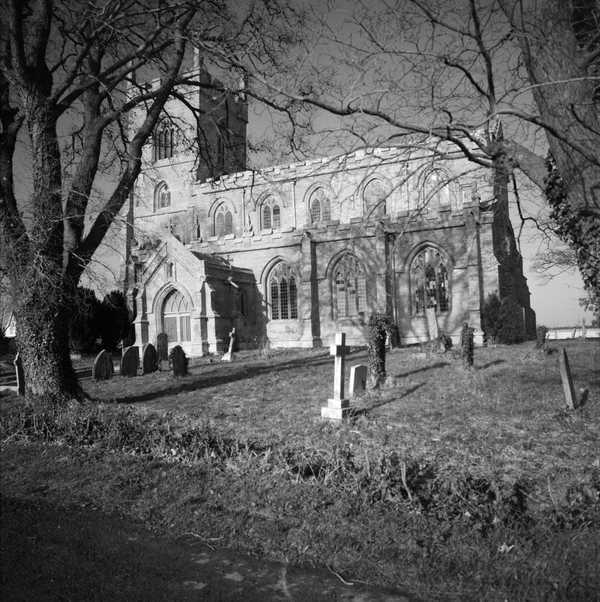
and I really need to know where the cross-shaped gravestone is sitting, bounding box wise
[321,332,350,420]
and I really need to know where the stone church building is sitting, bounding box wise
[124,68,535,356]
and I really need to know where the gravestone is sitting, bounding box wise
[321,332,350,420]
[121,346,139,377]
[425,306,439,341]
[170,345,188,376]
[156,333,168,362]
[460,322,474,368]
[14,352,25,395]
[222,327,236,362]
[93,349,114,381]
[558,348,576,410]
[349,364,368,398]
[142,343,158,374]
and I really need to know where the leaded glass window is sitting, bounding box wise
[363,178,388,218]
[153,123,175,161]
[333,255,367,318]
[309,188,330,224]
[260,196,281,230]
[162,289,191,342]
[411,247,450,315]
[154,182,170,210]
[263,205,272,229]
[213,205,234,237]
[268,263,298,320]
[422,170,450,208]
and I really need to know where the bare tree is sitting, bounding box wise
[240,0,599,317]
[0,0,300,401]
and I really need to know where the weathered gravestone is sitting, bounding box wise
[14,352,25,395]
[156,332,168,370]
[157,332,168,361]
[321,332,350,420]
[93,349,114,381]
[558,348,577,410]
[170,345,188,376]
[349,364,368,398]
[460,322,474,368]
[142,343,158,374]
[222,327,236,362]
[121,346,139,377]
[425,306,439,341]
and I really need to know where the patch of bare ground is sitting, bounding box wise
[1,340,599,599]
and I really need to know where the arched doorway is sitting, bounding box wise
[161,289,191,344]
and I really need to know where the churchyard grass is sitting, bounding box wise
[1,340,599,599]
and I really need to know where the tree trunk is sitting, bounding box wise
[14,279,81,404]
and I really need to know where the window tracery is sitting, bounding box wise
[154,182,171,210]
[333,254,367,319]
[309,187,330,224]
[153,122,175,161]
[410,247,450,315]
[213,205,234,237]
[260,196,281,230]
[268,263,298,320]
[363,178,388,218]
[162,289,191,342]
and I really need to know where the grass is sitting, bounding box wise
[1,340,599,599]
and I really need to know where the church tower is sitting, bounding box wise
[192,53,248,181]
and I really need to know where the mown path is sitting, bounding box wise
[1,496,414,601]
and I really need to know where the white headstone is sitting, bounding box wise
[222,327,236,362]
[349,364,368,398]
[425,306,439,340]
[321,332,350,420]
[14,352,25,395]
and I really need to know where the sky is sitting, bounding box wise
[8,0,595,329]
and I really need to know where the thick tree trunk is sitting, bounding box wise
[15,282,81,403]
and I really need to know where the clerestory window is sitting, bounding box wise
[308,187,331,224]
[213,205,234,237]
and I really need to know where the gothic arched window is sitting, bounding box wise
[410,247,450,315]
[268,263,298,320]
[333,254,367,319]
[154,182,171,210]
[162,289,191,342]
[309,187,330,224]
[213,205,234,237]
[154,122,175,161]
[421,170,451,209]
[260,195,281,230]
[363,178,388,219]
[272,205,281,229]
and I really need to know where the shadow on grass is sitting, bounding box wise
[393,362,449,379]
[108,353,333,404]
[351,383,426,418]
[478,359,506,370]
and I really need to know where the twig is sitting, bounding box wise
[180,531,223,550]
[1,432,21,446]
[400,461,413,503]
[327,565,354,586]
